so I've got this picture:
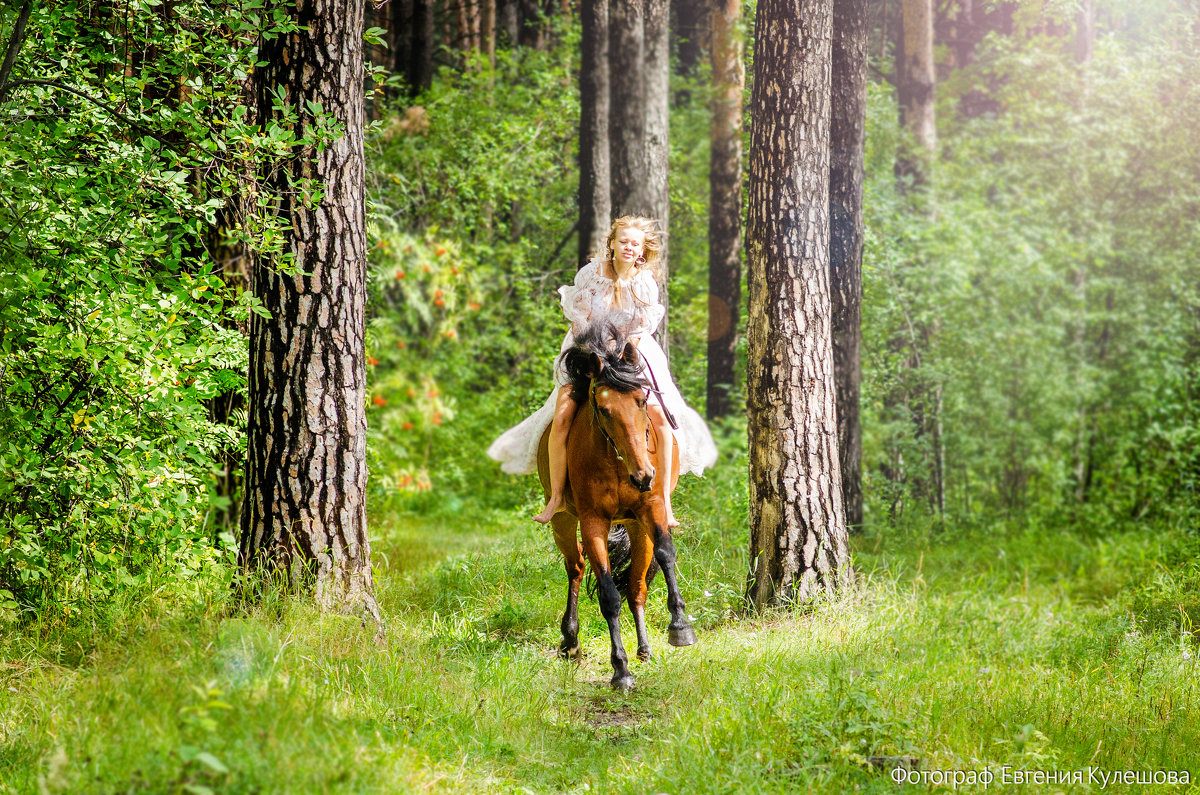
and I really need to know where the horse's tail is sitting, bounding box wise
[587,524,660,604]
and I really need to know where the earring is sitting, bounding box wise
[635,255,646,266]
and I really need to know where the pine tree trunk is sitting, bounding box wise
[410,0,435,95]
[706,0,743,420]
[579,0,611,267]
[644,0,671,349]
[897,0,936,182]
[745,0,849,608]
[240,0,381,622]
[482,0,497,66]
[672,0,708,76]
[609,0,648,217]
[455,0,471,51]
[830,0,867,530]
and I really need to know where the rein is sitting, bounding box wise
[638,352,679,431]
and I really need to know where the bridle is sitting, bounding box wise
[586,348,678,463]
[589,379,650,464]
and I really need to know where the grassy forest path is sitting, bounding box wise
[3,497,1200,793]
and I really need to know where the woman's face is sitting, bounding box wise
[612,226,646,267]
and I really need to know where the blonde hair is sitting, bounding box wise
[598,215,663,280]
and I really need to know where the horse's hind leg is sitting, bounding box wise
[624,521,656,661]
[653,523,698,647]
[581,515,635,691]
[551,513,584,661]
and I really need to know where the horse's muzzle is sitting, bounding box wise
[630,470,654,493]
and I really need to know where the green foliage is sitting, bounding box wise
[363,45,581,506]
[861,15,1200,530]
[0,1,297,611]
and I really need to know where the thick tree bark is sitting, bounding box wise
[745,0,849,608]
[897,0,936,182]
[830,0,867,530]
[579,0,611,266]
[240,0,381,621]
[705,0,743,420]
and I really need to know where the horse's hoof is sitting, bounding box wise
[637,645,653,662]
[611,674,635,691]
[667,624,698,647]
[558,642,581,662]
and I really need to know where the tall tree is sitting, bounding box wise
[609,0,671,343]
[745,0,849,607]
[409,0,435,93]
[644,0,671,346]
[897,0,936,181]
[579,0,611,266]
[239,0,381,620]
[672,0,708,76]
[365,0,434,98]
[705,0,743,420]
[609,0,647,215]
[829,0,868,530]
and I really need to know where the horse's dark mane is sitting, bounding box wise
[559,316,646,403]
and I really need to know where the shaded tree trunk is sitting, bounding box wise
[410,0,435,94]
[896,0,935,183]
[609,0,648,216]
[482,0,497,66]
[240,0,381,621]
[497,0,519,44]
[609,0,670,347]
[644,0,671,349]
[579,0,611,266]
[745,0,849,608]
[672,0,708,76]
[705,0,743,420]
[830,0,867,531]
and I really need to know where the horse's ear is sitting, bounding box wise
[620,342,639,366]
[588,352,604,378]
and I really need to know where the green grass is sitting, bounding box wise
[3,484,1200,793]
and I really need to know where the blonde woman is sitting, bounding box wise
[487,216,717,527]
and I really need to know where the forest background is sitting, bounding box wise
[2,0,1199,792]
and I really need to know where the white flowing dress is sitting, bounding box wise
[486,259,718,477]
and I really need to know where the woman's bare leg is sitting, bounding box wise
[534,385,577,524]
[648,403,679,528]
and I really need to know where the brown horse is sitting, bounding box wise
[537,321,698,691]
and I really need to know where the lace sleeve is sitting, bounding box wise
[629,271,666,338]
[558,261,600,332]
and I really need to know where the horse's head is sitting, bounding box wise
[563,321,656,492]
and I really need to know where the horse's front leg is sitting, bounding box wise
[551,513,584,661]
[624,520,656,661]
[581,514,634,690]
[652,521,698,647]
